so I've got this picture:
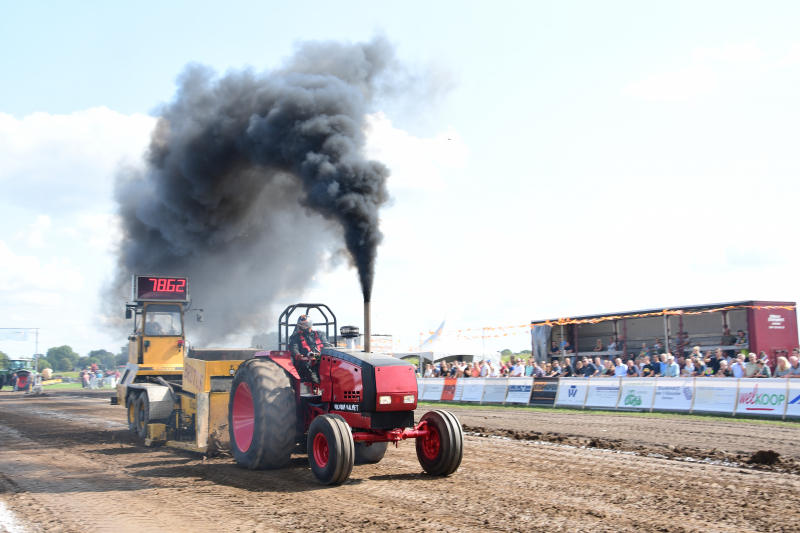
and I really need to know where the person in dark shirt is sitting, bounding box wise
[550,341,560,358]
[288,314,332,384]
[582,359,598,377]
[562,360,576,377]
[642,357,659,378]
[705,351,721,375]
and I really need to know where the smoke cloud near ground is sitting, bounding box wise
[107,36,395,344]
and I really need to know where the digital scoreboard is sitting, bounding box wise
[132,275,190,303]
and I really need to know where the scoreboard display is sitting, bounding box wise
[132,275,190,303]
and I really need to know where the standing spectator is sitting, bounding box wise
[561,359,574,377]
[721,327,736,346]
[510,360,524,377]
[524,359,535,376]
[653,338,664,355]
[550,341,561,359]
[608,337,618,353]
[626,359,640,377]
[639,343,650,358]
[754,360,771,378]
[613,358,627,377]
[744,354,758,377]
[735,330,748,347]
[593,339,604,352]
[694,357,707,378]
[574,360,584,376]
[563,341,575,355]
[480,360,489,377]
[489,363,500,378]
[705,350,722,376]
[658,354,668,377]
[424,364,434,378]
[681,358,696,377]
[11,372,18,391]
[715,360,733,378]
[551,360,562,377]
[582,358,599,378]
[774,357,791,378]
[730,356,746,378]
[664,355,680,377]
[471,363,481,378]
[689,346,702,361]
[532,362,546,378]
[641,357,655,377]
[788,355,800,378]
[598,360,613,376]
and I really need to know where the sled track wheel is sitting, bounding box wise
[308,414,354,485]
[228,358,297,470]
[135,393,150,440]
[416,409,464,476]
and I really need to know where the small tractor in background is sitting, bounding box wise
[0,359,35,391]
[117,286,464,485]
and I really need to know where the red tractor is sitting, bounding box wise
[227,303,464,485]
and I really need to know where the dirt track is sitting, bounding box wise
[1,390,800,532]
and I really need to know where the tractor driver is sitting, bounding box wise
[288,315,331,385]
[144,314,164,336]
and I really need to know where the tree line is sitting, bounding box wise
[36,346,129,372]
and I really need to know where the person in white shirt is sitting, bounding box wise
[480,361,489,377]
[423,364,434,378]
[613,358,627,377]
[730,356,745,378]
[510,362,524,377]
[488,362,500,378]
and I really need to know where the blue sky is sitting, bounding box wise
[2,1,800,357]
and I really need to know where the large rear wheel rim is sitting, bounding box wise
[421,425,441,461]
[232,382,255,452]
[313,433,329,468]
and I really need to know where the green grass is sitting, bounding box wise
[42,382,86,390]
[417,401,800,428]
[53,372,79,378]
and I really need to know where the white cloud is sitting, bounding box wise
[622,65,717,102]
[14,215,51,248]
[764,42,800,70]
[364,112,468,190]
[0,107,155,214]
[692,39,764,62]
[0,240,84,296]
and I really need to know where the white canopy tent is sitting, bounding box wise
[394,320,502,366]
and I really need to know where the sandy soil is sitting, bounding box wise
[1,389,800,532]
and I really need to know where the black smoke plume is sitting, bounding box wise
[109,37,393,343]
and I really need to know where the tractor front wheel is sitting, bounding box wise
[307,414,354,485]
[354,441,388,464]
[416,410,464,476]
[228,358,297,470]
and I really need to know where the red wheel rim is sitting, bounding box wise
[421,425,441,460]
[232,382,255,452]
[313,432,329,468]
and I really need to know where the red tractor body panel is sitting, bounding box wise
[374,365,418,411]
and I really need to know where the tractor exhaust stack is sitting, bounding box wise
[364,301,371,353]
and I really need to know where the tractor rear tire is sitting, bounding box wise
[416,410,464,476]
[354,441,388,464]
[229,358,297,470]
[308,414,354,485]
[127,393,139,434]
[135,394,150,440]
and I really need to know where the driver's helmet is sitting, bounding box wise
[297,315,312,331]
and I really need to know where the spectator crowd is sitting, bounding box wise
[417,340,800,380]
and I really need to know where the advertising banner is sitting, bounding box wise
[441,378,458,401]
[529,377,559,404]
[584,378,621,409]
[482,379,509,403]
[555,378,588,407]
[653,378,695,411]
[505,378,534,404]
[416,378,425,398]
[735,380,789,417]
[453,379,465,402]
[618,379,656,410]
[784,381,800,418]
[461,378,486,402]
[421,379,444,401]
[692,378,739,414]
